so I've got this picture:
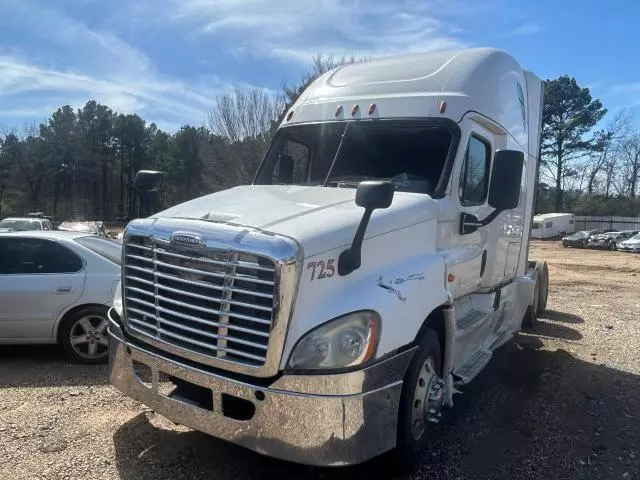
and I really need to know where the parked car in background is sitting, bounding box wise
[0,231,121,363]
[617,233,640,252]
[588,230,639,250]
[0,216,54,232]
[58,220,112,238]
[562,230,602,248]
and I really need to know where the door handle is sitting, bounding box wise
[55,286,73,293]
[480,250,488,277]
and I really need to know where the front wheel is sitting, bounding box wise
[59,306,110,364]
[393,329,444,471]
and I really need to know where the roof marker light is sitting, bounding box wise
[335,105,343,117]
[286,110,294,121]
[351,104,359,116]
[368,103,376,115]
[439,100,447,114]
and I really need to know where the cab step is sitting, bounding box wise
[453,348,492,384]
[456,309,490,332]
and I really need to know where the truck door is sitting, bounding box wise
[445,125,495,297]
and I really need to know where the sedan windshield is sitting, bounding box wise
[0,219,41,231]
[74,236,121,265]
[254,121,454,194]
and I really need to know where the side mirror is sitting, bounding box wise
[133,170,165,192]
[488,150,524,210]
[459,150,524,235]
[339,181,394,276]
[355,181,395,210]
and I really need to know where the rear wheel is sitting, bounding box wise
[523,262,542,329]
[536,261,549,314]
[59,306,109,364]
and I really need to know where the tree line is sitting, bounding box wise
[1,56,639,221]
[540,76,640,216]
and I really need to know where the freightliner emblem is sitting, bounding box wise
[170,231,205,248]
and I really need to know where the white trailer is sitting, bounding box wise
[531,213,575,239]
[108,48,550,469]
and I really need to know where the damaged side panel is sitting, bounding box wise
[280,220,448,368]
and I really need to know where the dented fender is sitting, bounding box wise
[279,221,448,369]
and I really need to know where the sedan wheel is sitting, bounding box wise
[59,306,109,364]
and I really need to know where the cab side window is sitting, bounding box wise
[459,135,491,206]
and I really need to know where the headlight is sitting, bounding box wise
[113,279,123,317]
[287,311,380,370]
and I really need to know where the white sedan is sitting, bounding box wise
[0,231,121,363]
[617,233,640,252]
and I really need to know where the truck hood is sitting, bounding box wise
[152,185,438,257]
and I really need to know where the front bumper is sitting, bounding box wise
[108,309,415,466]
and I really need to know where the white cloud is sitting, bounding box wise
[0,0,228,130]
[168,0,469,63]
[611,83,640,93]
[501,22,541,38]
[0,55,221,124]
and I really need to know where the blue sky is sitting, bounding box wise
[1,0,638,132]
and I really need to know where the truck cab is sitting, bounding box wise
[108,47,549,467]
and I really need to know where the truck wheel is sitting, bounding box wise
[536,260,549,314]
[393,329,443,471]
[522,270,540,329]
[59,306,110,365]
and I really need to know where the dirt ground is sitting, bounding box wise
[1,240,639,480]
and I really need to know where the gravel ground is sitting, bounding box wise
[1,240,639,480]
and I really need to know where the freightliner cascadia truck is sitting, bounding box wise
[108,47,549,467]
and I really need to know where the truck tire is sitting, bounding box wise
[392,329,443,471]
[522,268,540,329]
[536,260,549,314]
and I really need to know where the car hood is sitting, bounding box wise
[152,185,439,257]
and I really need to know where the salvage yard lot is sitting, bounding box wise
[1,240,639,480]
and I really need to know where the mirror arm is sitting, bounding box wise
[338,208,373,276]
[478,208,502,226]
[461,209,503,234]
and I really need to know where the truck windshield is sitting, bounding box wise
[254,121,454,194]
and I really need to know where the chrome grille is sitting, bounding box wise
[123,235,277,367]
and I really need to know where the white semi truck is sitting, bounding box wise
[108,47,550,467]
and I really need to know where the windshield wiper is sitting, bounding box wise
[322,122,350,186]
